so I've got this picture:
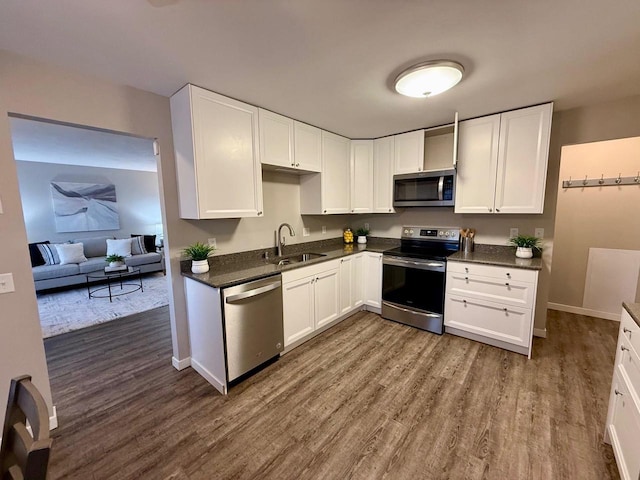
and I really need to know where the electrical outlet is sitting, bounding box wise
[364,223,370,231]
[0,273,15,294]
[303,227,310,237]
[208,238,216,248]
[535,228,544,239]
[322,226,326,234]
[510,228,519,238]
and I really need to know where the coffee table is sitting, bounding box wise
[86,267,143,302]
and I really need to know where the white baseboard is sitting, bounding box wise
[172,356,191,371]
[50,405,58,430]
[533,328,547,338]
[547,302,621,321]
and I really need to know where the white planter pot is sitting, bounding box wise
[109,261,124,267]
[515,247,533,259]
[357,236,367,244]
[191,259,210,274]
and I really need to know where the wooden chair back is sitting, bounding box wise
[0,375,52,480]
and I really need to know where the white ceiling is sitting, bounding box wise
[1,1,639,138]
[9,117,157,172]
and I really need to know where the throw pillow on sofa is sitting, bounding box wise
[56,243,88,265]
[131,234,156,253]
[37,243,65,265]
[131,236,148,255]
[28,241,49,267]
[106,238,132,258]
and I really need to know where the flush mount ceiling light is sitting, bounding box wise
[394,60,464,98]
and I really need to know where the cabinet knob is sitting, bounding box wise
[465,267,469,273]
[418,167,422,171]
[388,208,392,212]
[506,273,511,278]
[621,345,630,352]
[503,308,508,312]
[496,208,500,212]
[623,327,632,335]
[505,282,510,287]
[296,163,300,167]
[341,259,344,263]
[352,209,355,212]
[464,277,469,281]
[488,208,493,212]
[257,211,263,216]
[615,389,623,396]
[462,299,467,304]
[323,210,327,213]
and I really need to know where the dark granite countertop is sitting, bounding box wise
[448,244,543,271]
[623,302,640,327]
[181,237,399,289]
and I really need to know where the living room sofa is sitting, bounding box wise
[31,235,164,292]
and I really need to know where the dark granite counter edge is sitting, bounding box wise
[623,302,640,327]
[448,244,543,271]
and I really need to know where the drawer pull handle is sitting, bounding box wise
[614,389,623,396]
[505,283,510,287]
[503,308,508,312]
[621,345,630,352]
[464,277,469,281]
[623,327,632,334]
[506,273,511,278]
[462,300,467,304]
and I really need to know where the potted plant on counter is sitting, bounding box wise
[105,254,125,268]
[183,242,216,273]
[509,235,543,259]
[355,227,370,244]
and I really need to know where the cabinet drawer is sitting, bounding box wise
[444,294,532,347]
[281,258,340,283]
[621,309,640,358]
[608,370,640,480]
[446,271,534,309]
[447,261,537,284]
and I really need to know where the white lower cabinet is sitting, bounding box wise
[282,260,340,348]
[364,252,382,309]
[339,254,364,314]
[605,308,640,480]
[444,261,538,357]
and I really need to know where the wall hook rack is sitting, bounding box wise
[563,174,640,189]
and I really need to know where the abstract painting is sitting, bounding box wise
[51,182,120,232]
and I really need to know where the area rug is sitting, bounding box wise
[37,272,169,338]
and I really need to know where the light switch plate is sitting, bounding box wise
[322,226,326,234]
[535,228,544,239]
[0,273,15,294]
[510,228,519,238]
[364,223,370,231]
[208,238,216,248]
[302,227,310,237]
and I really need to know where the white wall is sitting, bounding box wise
[15,160,162,243]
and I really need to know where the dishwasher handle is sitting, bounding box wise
[225,281,281,304]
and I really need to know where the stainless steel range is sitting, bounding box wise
[382,226,460,334]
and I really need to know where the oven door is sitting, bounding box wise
[381,255,446,334]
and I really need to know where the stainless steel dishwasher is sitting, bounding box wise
[222,274,284,382]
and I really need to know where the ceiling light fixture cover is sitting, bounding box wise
[395,60,464,98]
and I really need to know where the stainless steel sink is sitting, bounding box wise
[269,252,326,266]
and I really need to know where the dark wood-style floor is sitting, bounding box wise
[44,307,621,480]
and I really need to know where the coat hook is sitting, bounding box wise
[583,175,588,186]
[635,171,640,183]
[568,176,572,186]
[615,173,622,184]
[598,174,605,185]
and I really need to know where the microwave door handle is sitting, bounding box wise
[438,176,444,201]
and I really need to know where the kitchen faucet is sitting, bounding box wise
[277,223,295,257]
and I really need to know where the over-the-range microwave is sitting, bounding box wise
[393,169,456,207]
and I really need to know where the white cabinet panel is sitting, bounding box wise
[446,271,535,309]
[607,370,640,480]
[353,254,364,308]
[364,252,382,308]
[339,256,354,315]
[170,84,263,219]
[350,140,374,213]
[373,137,395,213]
[394,130,425,174]
[294,121,322,172]
[282,276,315,347]
[314,268,340,328]
[259,108,293,168]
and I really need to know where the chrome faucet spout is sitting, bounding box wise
[276,223,296,257]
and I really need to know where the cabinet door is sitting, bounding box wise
[394,130,425,174]
[259,108,293,168]
[495,103,552,214]
[364,252,382,308]
[353,253,365,308]
[185,85,264,218]
[314,268,340,328]
[294,121,322,172]
[339,257,354,314]
[321,131,351,214]
[350,140,374,213]
[282,276,315,347]
[607,371,640,480]
[454,114,501,214]
[373,137,395,213]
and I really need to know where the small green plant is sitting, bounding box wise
[183,242,215,261]
[355,227,370,237]
[509,235,543,251]
[105,254,124,263]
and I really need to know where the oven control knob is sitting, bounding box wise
[404,229,409,234]
[439,230,444,236]
[409,229,414,235]
[445,231,450,237]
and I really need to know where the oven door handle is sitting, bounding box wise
[383,256,446,272]
[383,301,442,318]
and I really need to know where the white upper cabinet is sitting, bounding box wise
[259,109,293,169]
[373,136,395,213]
[300,131,350,214]
[294,121,322,172]
[350,140,374,214]
[455,103,553,214]
[394,130,425,174]
[170,84,263,219]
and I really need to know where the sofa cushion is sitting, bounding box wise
[74,236,111,258]
[78,257,108,274]
[28,241,49,267]
[33,263,80,281]
[57,243,88,265]
[125,252,162,267]
[131,234,156,253]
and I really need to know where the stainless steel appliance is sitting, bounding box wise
[393,169,456,207]
[222,275,284,382]
[382,226,460,334]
